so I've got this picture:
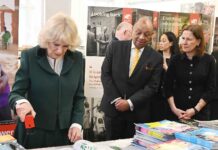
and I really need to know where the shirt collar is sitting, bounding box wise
[131,41,144,52]
[180,53,201,61]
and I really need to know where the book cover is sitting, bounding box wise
[0,134,25,150]
[196,120,218,130]
[134,130,163,143]
[175,128,218,149]
[148,139,209,150]
[135,120,196,141]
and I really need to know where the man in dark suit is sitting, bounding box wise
[100,16,163,140]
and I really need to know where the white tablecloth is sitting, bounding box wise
[31,138,139,150]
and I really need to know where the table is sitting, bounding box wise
[31,138,139,150]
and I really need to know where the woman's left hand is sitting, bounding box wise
[180,108,195,120]
[68,127,82,143]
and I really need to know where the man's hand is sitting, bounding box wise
[115,99,130,112]
[68,127,82,143]
[16,102,36,122]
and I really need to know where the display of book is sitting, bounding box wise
[175,128,218,149]
[132,131,163,149]
[0,135,25,150]
[135,120,197,141]
[196,120,218,130]
[148,139,209,150]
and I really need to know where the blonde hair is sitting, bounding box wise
[38,12,80,50]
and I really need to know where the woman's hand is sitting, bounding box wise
[180,108,195,120]
[172,107,186,119]
[16,102,36,122]
[68,127,82,143]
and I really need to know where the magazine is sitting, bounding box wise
[135,120,197,141]
[175,128,218,149]
[195,120,218,130]
[148,139,209,150]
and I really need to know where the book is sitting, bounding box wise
[134,130,163,144]
[196,120,218,130]
[135,120,197,141]
[148,139,209,150]
[175,128,218,149]
[0,134,26,150]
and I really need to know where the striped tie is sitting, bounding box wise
[129,48,140,76]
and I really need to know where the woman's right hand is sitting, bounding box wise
[172,107,186,119]
[16,102,36,122]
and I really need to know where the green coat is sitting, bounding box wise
[9,45,85,130]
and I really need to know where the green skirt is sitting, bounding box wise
[14,120,71,149]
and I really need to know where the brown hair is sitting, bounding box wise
[182,24,205,56]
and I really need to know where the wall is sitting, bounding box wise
[18,0,217,48]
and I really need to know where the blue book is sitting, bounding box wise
[148,139,209,150]
[175,128,218,149]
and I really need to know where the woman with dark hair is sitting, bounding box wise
[151,31,180,121]
[165,25,216,121]
[159,31,180,71]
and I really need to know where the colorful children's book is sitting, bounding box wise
[134,130,163,144]
[196,120,218,130]
[148,139,209,150]
[175,128,218,149]
[0,134,25,150]
[135,120,197,141]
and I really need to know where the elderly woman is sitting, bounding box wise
[165,24,216,121]
[9,13,84,148]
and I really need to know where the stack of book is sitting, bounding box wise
[148,139,209,150]
[196,120,218,130]
[0,134,25,150]
[175,128,218,149]
[132,120,197,149]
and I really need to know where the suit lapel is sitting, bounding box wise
[61,55,74,75]
[37,55,56,75]
[37,49,74,75]
[125,41,132,78]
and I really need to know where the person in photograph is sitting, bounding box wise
[151,31,180,121]
[100,16,163,140]
[1,26,11,50]
[97,26,110,56]
[165,24,216,121]
[114,22,133,41]
[86,25,97,56]
[9,12,85,149]
[0,64,12,121]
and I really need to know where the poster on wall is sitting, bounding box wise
[0,0,19,87]
[158,10,214,53]
[213,17,218,52]
[180,1,215,53]
[0,0,19,132]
